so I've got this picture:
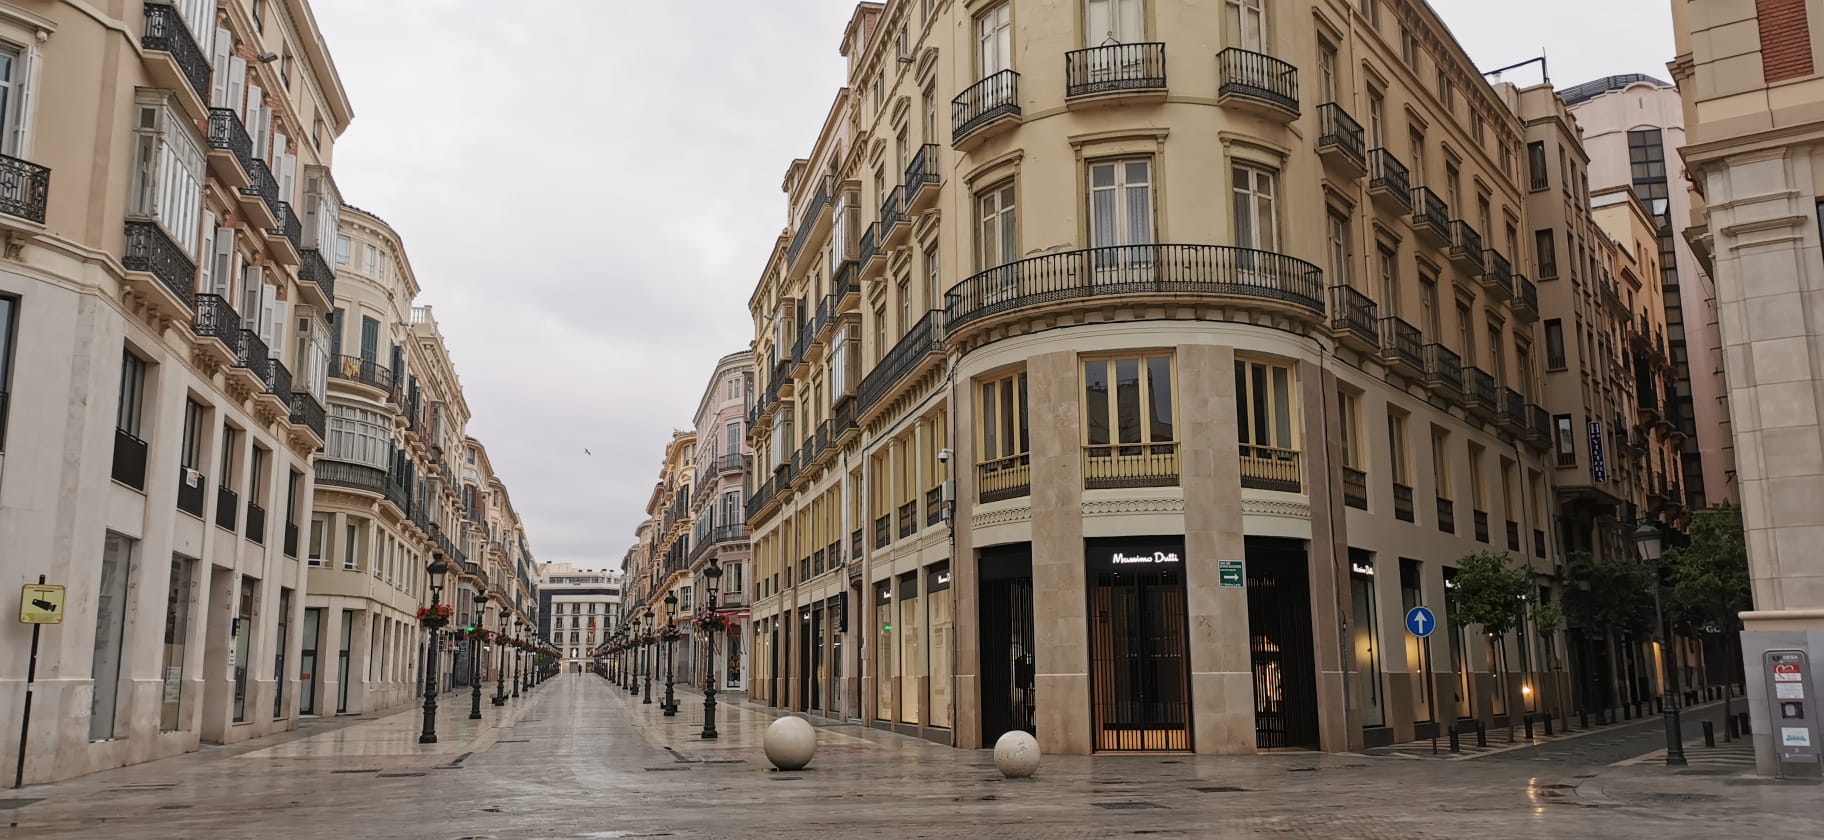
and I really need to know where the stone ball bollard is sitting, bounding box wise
[993,730,1040,778]
[763,715,817,770]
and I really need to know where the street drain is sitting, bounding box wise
[1287,767,1319,773]
[378,772,427,778]
[159,805,192,810]
[1094,802,1165,810]
[1193,786,1248,793]
[497,739,531,743]
[331,769,381,774]
[769,776,803,781]
[481,807,503,813]
[643,767,691,772]
[701,760,746,765]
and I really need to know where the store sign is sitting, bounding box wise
[1112,551,1181,565]
[1587,420,1608,484]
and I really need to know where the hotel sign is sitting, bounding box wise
[1587,420,1608,484]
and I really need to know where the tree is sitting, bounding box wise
[1560,551,1655,638]
[1665,505,1751,715]
[1450,551,1530,638]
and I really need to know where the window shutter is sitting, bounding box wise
[227,58,247,117]
[199,211,217,294]
[330,308,344,358]
[211,29,231,107]
[213,225,236,302]
[269,298,287,360]
[246,83,264,152]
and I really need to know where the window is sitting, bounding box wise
[118,351,148,436]
[1338,389,1362,470]
[360,316,379,362]
[363,243,378,273]
[1535,228,1557,279]
[250,0,264,31]
[327,405,391,469]
[1437,66,1455,112]
[1468,443,1487,512]
[1327,210,1352,289]
[1232,164,1278,251]
[1088,159,1154,252]
[897,277,912,336]
[1544,319,1566,371]
[308,518,325,564]
[280,52,292,89]
[1083,354,1174,447]
[1476,194,1491,244]
[1409,129,1427,186]
[1627,129,1667,182]
[1377,244,1398,315]
[1487,318,1504,383]
[1455,301,1474,364]
[1470,112,1484,146]
[1400,28,1420,69]
[1553,415,1576,467]
[1235,359,1297,454]
[1388,410,1411,487]
[1318,38,1339,103]
[1431,427,1451,499]
[1527,141,1548,190]
[1367,88,1385,148]
[312,117,323,149]
[1419,269,1439,337]
[1349,553,1384,727]
[343,522,360,570]
[1445,161,1461,213]
[0,44,29,156]
[1087,0,1144,44]
[923,86,937,145]
[976,181,1017,269]
[334,235,351,265]
[0,295,13,449]
[924,244,940,310]
[977,369,1029,463]
[976,3,1011,77]
[1225,0,1267,50]
[872,304,887,364]
[1360,0,1380,28]
[129,94,206,256]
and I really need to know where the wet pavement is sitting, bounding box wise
[2,674,1819,839]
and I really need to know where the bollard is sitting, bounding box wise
[1544,716,1554,736]
[1476,721,1488,748]
[1726,714,1738,740]
[1524,716,1535,741]
[1739,712,1752,736]
[1449,727,1461,753]
[1702,721,1715,747]
[1580,709,1590,729]
[1431,734,1439,755]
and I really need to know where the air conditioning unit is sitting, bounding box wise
[184,468,202,488]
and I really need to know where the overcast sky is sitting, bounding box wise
[308,0,1676,571]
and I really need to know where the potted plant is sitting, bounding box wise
[693,606,729,637]
[416,603,453,629]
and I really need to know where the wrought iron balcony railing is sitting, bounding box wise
[1377,316,1423,371]
[1316,103,1366,168]
[265,357,292,401]
[123,220,196,309]
[1449,220,1483,264]
[1217,48,1299,114]
[333,354,395,392]
[952,69,1020,143]
[270,200,302,250]
[1064,42,1166,97]
[945,243,1325,332]
[1342,466,1368,509]
[299,247,336,302]
[857,309,944,412]
[192,293,241,345]
[1411,186,1449,237]
[879,186,905,234]
[241,157,280,221]
[316,459,387,494]
[290,391,326,440]
[113,428,148,490]
[141,3,211,105]
[978,455,1031,503]
[1367,148,1412,209]
[1239,445,1301,492]
[207,108,254,172]
[0,153,50,224]
[1393,483,1414,522]
[1084,443,1180,489]
[904,143,939,204]
[1329,285,1377,346]
[1423,344,1462,394]
[214,485,238,531]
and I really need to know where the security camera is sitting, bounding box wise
[257,52,280,64]
[938,448,951,463]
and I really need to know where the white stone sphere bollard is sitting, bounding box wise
[993,730,1041,778]
[763,715,817,770]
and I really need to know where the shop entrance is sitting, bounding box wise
[978,544,1035,744]
[1246,537,1320,750]
[1086,537,1191,751]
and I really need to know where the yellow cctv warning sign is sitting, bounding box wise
[19,584,65,625]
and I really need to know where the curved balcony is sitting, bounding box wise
[316,460,387,495]
[1216,48,1298,122]
[332,354,394,395]
[1065,42,1166,105]
[944,244,1325,343]
[952,69,1021,150]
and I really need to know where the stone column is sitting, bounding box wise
[1304,360,1353,753]
[1027,350,1090,755]
[952,374,982,748]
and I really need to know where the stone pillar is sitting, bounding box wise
[952,373,982,748]
[1304,360,1353,753]
[1027,350,1090,755]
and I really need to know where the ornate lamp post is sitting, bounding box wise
[700,557,723,740]
[470,589,489,720]
[629,621,641,696]
[642,607,656,705]
[662,592,679,716]
[512,620,523,699]
[419,556,450,744]
[1635,522,1686,767]
[493,612,509,706]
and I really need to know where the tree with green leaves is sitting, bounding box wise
[1450,551,1534,719]
[1560,550,1657,720]
[1665,504,1751,719]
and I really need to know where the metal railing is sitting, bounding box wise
[284,521,299,558]
[1515,275,1539,314]
[316,460,386,494]
[1064,42,1166,96]
[212,485,238,531]
[1449,221,1482,263]
[123,220,196,309]
[858,222,879,266]
[1502,387,1528,429]
[113,428,148,490]
[241,157,280,220]
[1465,367,1497,409]
[1367,148,1411,207]
[1436,497,1455,533]
[785,175,832,268]
[0,153,49,224]
[207,108,253,171]
[1084,443,1180,489]
[1329,285,1377,345]
[978,455,1031,502]
[1217,48,1298,113]
[333,354,394,392]
[1342,467,1368,508]
[192,293,241,345]
[270,201,302,251]
[299,247,336,302]
[1411,187,1449,236]
[1239,445,1300,492]
[1393,483,1414,522]
[176,467,206,516]
[1378,317,1422,369]
[1317,103,1366,167]
[290,391,326,439]
[857,309,943,412]
[904,143,939,203]
[1482,249,1513,295]
[1423,344,1462,393]
[245,503,266,545]
[265,357,292,401]
[718,453,744,474]
[952,69,1021,142]
[879,186,905,234]
[945,244,1325,331]
[141,3,211,104]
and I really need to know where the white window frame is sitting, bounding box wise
[1231,163,1279,252]
[129,92,206,258]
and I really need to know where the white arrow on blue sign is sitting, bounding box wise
[1405,606,1437,638]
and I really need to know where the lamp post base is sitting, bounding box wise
[1663,694,1687,766]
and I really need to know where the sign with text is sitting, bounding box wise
[1085,538,1187,575]
[19,584,65,625]
[1587,420,1608,484]
[1763,649,1821,773]
[1218,560,1245,588]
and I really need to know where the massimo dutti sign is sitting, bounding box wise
[1086,537,1186,574]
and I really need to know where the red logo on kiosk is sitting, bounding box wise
[1774,662,1803,682]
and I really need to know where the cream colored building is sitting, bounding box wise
[684,352,754,692]
[735,0,1589,755]
[539,563,623,673]
[1672,0,1824,775]
[0,0,350,782]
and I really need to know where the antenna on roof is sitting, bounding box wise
[1482,54,1549,87]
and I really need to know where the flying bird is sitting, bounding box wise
[584,449,592,456]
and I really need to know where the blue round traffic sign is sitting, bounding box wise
[1405,606,1437,638]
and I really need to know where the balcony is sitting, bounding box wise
[261,356,293,416]
[1512,275,1539,321]
[833,260,861,313]
[1436,497,1455,534]
[332,355,394,395]
[214,485,238,532]
[945,244,1325,341]
[1410,187,1450,246]
[1328,285,1378,354]
[1423,344,1462,404]
[1216,48,1298,121]
[297,248,336,311]
[1064,42,1167,105]
[1239,445,1301,492]
[266,201,302,266]
[831,396,859,446]
[903,143,941,214]
[880,185,909,247]
[290,391,327,443]
[245,503,266,545]
[1084,443,1179,489]
[319,461,387,495]
[858,222,885,280]
[238,158,280,230]
[1342,467,1368,509]
[1316,103,1367,177]
[1473,509,1490,543]
[1447,221,1483,273]
[1480,249,1513,302]
[1500,387,1528,434]
[176,467,206,517]
[857,309,944,416]
[140,3,211,118]
[1367,149,1412,215]
[952,69,1021,149]
[191,293,242,368]
[785,174,832,271]
[229,328,269,394]
[718,453,744,475]
[898,500,918,539]
[1377,316,1423,376]
[205,108,254,190]
[1393,483,1414,522]
[112,428,148,491]
[122,220,195,320]
[1529,405,1553,450]
[1464,368,1498,419]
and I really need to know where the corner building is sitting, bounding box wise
[746,0,1567,754]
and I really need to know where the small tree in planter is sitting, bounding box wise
[1450,551,1531,719]
[1666,504,1751,726]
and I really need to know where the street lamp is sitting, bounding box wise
[512,620,523,698]
[420,556,450,745]
[470,589,489,720]
[642,607,656,705]
[1635,521,1686,767]
[493,612,509,706]
[700,557,722,740]
[628,621,641,696]
[662,592,679,716]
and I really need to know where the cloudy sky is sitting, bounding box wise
[308,0,1677,570]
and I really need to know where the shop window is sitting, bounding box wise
[1235,358,1299,490]
[1349,553,1385,728]
[1082,354,1177,487]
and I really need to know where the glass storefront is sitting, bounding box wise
[898,573,921,725]
[299,608,320,716]
[1086,537,1190,751]
[160,555,195,732]
[232,576,256,723]
[91,534,135,741]
[875,581,893,721]
[1444,567,1470,719]
[927,564,953,729]
[1399,559,1433,724]
[273,588,291,719]
[1349,552,1385,729]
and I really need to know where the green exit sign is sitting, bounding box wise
[1218,560,1244,588]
